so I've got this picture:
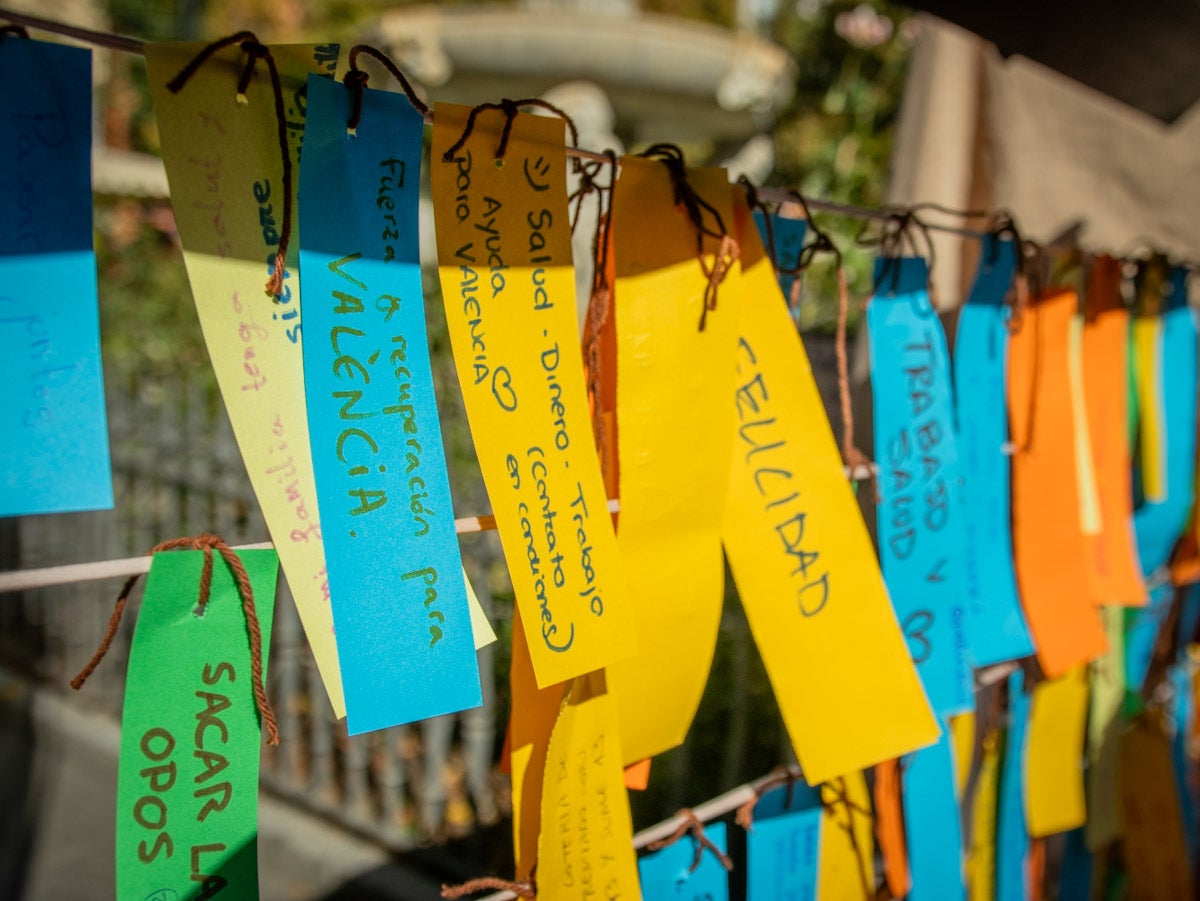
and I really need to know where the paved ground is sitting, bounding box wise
[0,669,504,901]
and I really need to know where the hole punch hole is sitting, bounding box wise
[494,157,505,169]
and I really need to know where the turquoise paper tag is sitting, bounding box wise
[0,37,112,516]
[298,75,481,734]
[902,725,966,901]
[638,822,730,901]
[867,256,973,714]
[953,237,1035,666]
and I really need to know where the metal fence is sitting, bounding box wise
[0,331,848,851]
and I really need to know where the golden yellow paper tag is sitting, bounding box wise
[1134,316,1167,503]
[721,199,937,783]
[537,671,640,899]
[145,42,345,715]
[968,731,1000,901]
[1118,715,1195,898]
[1068,314,1103,536]
[817,773,876,899]
[603,157,740,764]
[950,712,976,797]
[1025,666,1089,836]
[430,103,633,687]
[508,606,567,880]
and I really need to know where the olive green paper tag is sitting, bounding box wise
[116,549,278,901]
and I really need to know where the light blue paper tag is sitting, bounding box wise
[298,75,481,734]
[953,237,1035,666]
[0,37,112,516]
[1128,270,1198,690]
[638,822,730,901]
[902,724,966,901]
[1132,269,1198,577]
[996,669,1031,901]
[867,256,973,715]
[747,806,822,901]
[751,211,808,305]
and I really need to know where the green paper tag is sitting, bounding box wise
[115,549,277,901]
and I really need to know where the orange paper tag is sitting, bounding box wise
[1009,291,1108,676]
[1082,259,1146,605]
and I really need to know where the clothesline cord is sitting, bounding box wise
[0,5,992,242]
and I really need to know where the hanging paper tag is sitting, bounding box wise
[603,157,740,763]
[874,759,910,899]
[953,238,1034,665]
[1068,313,1104,542]
[968,730,1001,901]
[723,202,936,782]
[0,37,112,516]
[508,606,567,880]
[747,808,822,901]
[867,256,973,715]
[297,76,481,734]
[115,549,278,899]
[1118,715,1195,898]
[464,568,496,648]
[638,823,731,901]
[751,210,807,306]
[1082,258,1145,605]
[536,671,640,898]
[1132,272,1198,576]
[996,670,1031,901]
[430,102,633,688]
[1086,606,1127,849]
[145,43,345,715]
[1025,665,1088,836]
[1008,290,1108,677]
[817,774,876,898]
[902,727,966,901]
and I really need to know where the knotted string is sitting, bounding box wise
[640,143,738,330]
[70,533,280,746]
[440,97,581,172]
[440,877,535,899]
[645,808,734,873]
[342,43,430,133]
[856,208,936,297]
[167,32,294,299]
[734,765,802,831]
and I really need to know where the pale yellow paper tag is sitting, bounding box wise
[430,103,634,688]
[145,42,345,715]
[1086,605,1126,849]
[1025,666,1089,836]
[604,157,741,764]
[537,671,641,899]
[463,567,496,649]
[1068,314,1103,535]
[817,773,876,899]
[721,198,937,783]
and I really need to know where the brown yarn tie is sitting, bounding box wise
[440,877,535,899]
[440,97,581,171]
[343,43,430,134]
[734,765,802,832]
[166,32,294,299]
[70,533,280,746]
[645,808,734,873]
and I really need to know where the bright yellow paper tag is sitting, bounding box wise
[603,157,740,764]
[1086,605,1126,849]
[817,773,876,899]
[721,199,937,784]
[431,103,633,688]
[145,42,345,715]
[1025,666,1089,836]
[1118,715,1195,898]
[1134,316,1167,503]
[464,567,496,649]
[537,671,640,899]
[508,606,567,879]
